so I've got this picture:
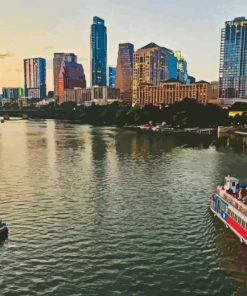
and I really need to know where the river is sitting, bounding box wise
[1,120,247,296]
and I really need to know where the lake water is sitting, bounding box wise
[1,120,247,296]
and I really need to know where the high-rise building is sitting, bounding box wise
[90,16,107,86]
[24,58,46,98]
[108,67,116,88]
[2,87,23,99]
[53,53,77,97]
[132,43,174,104]
[58,61,86,104]
[116,43,134,103]
[219,17,247,99]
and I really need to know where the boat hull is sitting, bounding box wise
[210,203,247,245]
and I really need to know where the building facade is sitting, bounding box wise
[91,16,107,86]
[64,86,120,105]
[108,67,116,88]
[53,53,77,97]
[58,61,86,104]
[132,43,176,104]
[116,43,134,103]
[24,58,46,98]
[174,51,189,84]
[210,81,219,100]
[219,17,247,99]
[2,87,23,99]
[136,80,212,106]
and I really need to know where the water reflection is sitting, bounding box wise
[55,122,86,150]
[115,130,213,157]
[213,217,247,294]
[216,134,247,154]
[2,122,247,295]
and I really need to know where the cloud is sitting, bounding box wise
[0,52,14,59]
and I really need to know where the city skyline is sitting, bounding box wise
[1,0,247,92]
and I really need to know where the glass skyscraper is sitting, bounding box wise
[219,17,247,99]
[90,16,107,86]
[108,67,116,88]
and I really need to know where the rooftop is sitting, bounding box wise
[196,80,209,84]
[93,16,105,25]
[141,43,160,50]
[139,43,173,53]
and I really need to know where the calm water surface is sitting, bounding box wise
[1,120,247,296]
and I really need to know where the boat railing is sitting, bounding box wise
[217,187,247,216]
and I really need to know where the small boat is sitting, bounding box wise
[210,176,247,245]
[0,221,8,242]
[139,124,151,130]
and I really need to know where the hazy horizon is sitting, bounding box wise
[1,0,247,92]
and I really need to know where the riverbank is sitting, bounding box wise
[0,98,230,129]
[125,124,216,135]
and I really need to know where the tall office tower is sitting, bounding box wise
[90,16,107,86]
[24,58,46,98]
[219,17,247,99]
[53,53,77,97]
[58,61,86,104]
[108,67,116,88]
[116,43,134,102]
[132,43,172,104]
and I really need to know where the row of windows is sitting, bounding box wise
[227,208,247,229]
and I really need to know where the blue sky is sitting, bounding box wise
[0,0,247,91]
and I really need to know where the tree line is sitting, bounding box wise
[2,98,247,128]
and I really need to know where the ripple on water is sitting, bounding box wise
[0,122,245,295]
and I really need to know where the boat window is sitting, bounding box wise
[238,217,241,224]
[242,220,246,228]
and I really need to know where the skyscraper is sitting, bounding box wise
[219,17,247,99]
[53,53,77,97]
[24,58,46,98]
[108,67,116,88]
[58,61,86,104]
[90,16,107,86]
[132,43,172,104]
[116,43,134,102]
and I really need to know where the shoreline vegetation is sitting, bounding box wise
[1,99,247,128]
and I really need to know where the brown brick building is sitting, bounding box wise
[116,43,134,103]
[135,80,212,106]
